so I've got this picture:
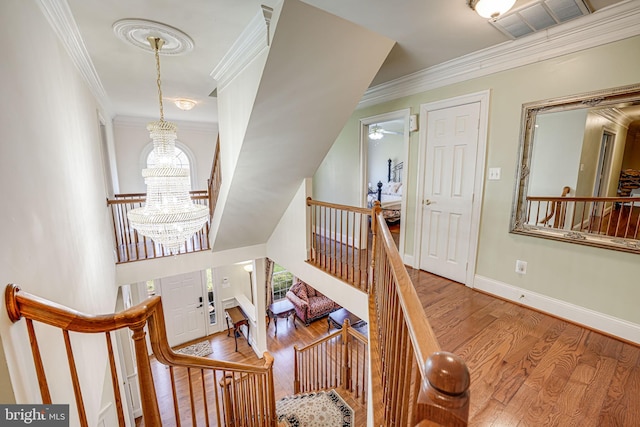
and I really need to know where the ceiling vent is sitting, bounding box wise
[491,0,591,39]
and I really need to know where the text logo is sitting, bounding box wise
[0,405,68,426]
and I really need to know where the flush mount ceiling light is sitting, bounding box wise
[174,98,197,111]
[126,36,208,254]
[468,0,516,19]
[369,125,384,140]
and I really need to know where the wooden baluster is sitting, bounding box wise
[220,373,233,426]
[62,330,88,427]
[293,346,300,393]
[130,323,161,426]
[187,368,197,426]
[169,366,181,427]
[105,332,126,426]
[212,369,222,427]
[24,319,52,403]
[200,369,210,427]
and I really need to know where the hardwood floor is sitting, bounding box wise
[143,267,639,426]
[408,269,640,426]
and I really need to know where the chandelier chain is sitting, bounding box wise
[152,37,164,121]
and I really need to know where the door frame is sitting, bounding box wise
[360,108,411,259]
[414,91,490,287]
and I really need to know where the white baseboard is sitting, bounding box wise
[474,275,640,344]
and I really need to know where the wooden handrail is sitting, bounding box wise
[5,284,277,426]
[305,197,470,425]
[208,136,222,222]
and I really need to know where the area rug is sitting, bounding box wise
[276,390,353,427]
[173,340,212,357]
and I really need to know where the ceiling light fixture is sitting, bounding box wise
[127,37,208,254]
[174,98,197,111]
[369,125,384,140]
[468,0,516,19]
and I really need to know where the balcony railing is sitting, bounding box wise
[107,191,210,263]
[526,195,640,240]
[306,198,471,426]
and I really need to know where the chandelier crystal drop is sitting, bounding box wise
[127,37,208,255]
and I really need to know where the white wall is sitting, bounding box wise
[528,109,587,196]
[315,35,640,335]
[0,1,119,424]
[113,116,217,193]
[368,134,403,186]
[267,179,369,320]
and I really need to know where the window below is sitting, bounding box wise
[272,265,294,301]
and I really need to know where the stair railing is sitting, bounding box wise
[369,207,470,426]
[293,320,368,405]
[306,198,371,292]
[208,136,222,222]
[5,284,277,427]
[107,190,210,263]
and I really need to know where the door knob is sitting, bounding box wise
[423,199,434,205]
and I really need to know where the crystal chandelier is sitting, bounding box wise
[127,37,209,254]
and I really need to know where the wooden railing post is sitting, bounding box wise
[341,319,351,391]
[130,323,162,426]
[414,351,470,426]
[293,345,300,393]
[219,374,235,427]
[369,201,381,284]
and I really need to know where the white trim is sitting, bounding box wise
[37,0,112,115]
[474,274,640,344]
[360,109,411,259]
[210,7,273,91]
[358,0,640,109]
[414,91,490,288]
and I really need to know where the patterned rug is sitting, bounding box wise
[173,340,212,357]
[276,390,353,426]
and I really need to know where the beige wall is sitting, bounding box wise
[0,0,119,422]
[315,35,640,326]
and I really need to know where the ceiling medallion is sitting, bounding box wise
[113,19,194,55]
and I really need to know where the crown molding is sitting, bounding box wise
[210,6,273,92]
[37,0,112,116]
[359,0,640,109]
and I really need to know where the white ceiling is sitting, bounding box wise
[65,0,624,124]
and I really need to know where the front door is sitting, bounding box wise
[160,272,206,347]
[419,102,480,283]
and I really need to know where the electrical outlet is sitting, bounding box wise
[515,260,527,274]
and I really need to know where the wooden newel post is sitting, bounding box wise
[293,345,300,393]
[219,374,234,427]
[341,319,351,391]
[130,323,162,426]
[369,201,382,287]
[414,351,470,427]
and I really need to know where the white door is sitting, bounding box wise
[419,102,480,283]
[160,272,207,347]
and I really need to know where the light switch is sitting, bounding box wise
[488,167,501,181]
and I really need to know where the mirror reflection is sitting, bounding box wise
[511,84,640,253]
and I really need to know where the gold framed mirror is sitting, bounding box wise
[510,83,640,254]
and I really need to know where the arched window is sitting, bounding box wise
[145,144,193,185]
